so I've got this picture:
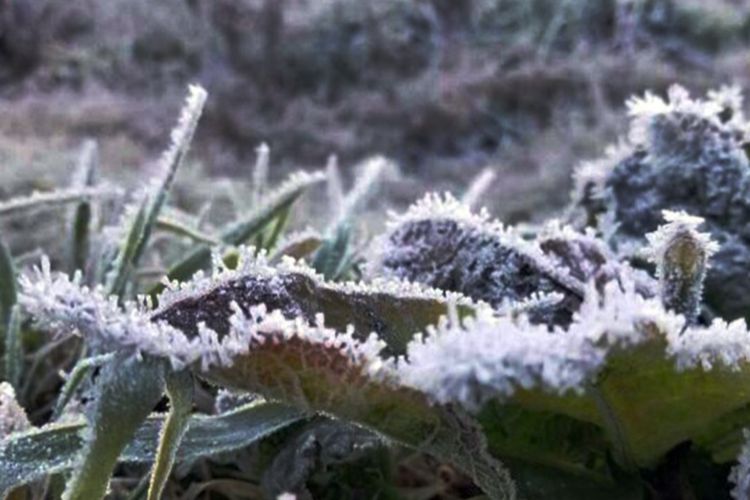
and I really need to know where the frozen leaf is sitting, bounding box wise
[153,246,482,355]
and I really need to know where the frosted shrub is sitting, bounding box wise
[5,83,750,499]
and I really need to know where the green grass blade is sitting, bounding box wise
[150,170,324,296]
[67,140,99,274]
[155,216,219,245]
[313,156,392,279]
[105,85,207,297]
[3,305,23,390]
[0,187,120,218]
[0,235,16,379]
[0,401,305,496]
[146,371,193,500]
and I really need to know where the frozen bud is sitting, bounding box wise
[645,211,718,323]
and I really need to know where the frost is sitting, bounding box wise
[667,317,750,372]
[731,429,750,500]
[644,210,719,266]
[626,84,723,148]
[401,281,685,409]
[708,84,745,126]
[462,167,496,209]
[153,245,481,336]
[0,382,30,436]
[252,143,271,206]
[399,310,602,409]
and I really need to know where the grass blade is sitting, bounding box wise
[150,170,324,296]
[67,140,99,273]
[0,187,120,218]
[106,85,207,296]
[3,306,22,390]
[0,235,16,380]
[146,371,193,500]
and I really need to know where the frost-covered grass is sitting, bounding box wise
[7,82,750,499]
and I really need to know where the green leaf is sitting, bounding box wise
[146,370,193,500]
[62,356,166,500]
[0,401,305,496]
[203,334,515,499]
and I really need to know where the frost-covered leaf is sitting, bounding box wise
[195,306,514,499]
[372,193,647,325]
[0,401,305,496]
[153,247,482,355]
[401,277,750,466]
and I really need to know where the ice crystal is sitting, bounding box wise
[252,143,271,206]
[398,310,599,409]
[0,382,30,436]
[731,430,750,500]
[401,281,684,409]
[462,167,497,209]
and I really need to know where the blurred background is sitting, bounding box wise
[2,0,750,222]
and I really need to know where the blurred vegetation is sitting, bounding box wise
[2,0,750,219]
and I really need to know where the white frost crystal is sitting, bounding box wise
[0,382,30,436]
[19,256,392,378]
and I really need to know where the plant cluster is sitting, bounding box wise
[4,83,750,499]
